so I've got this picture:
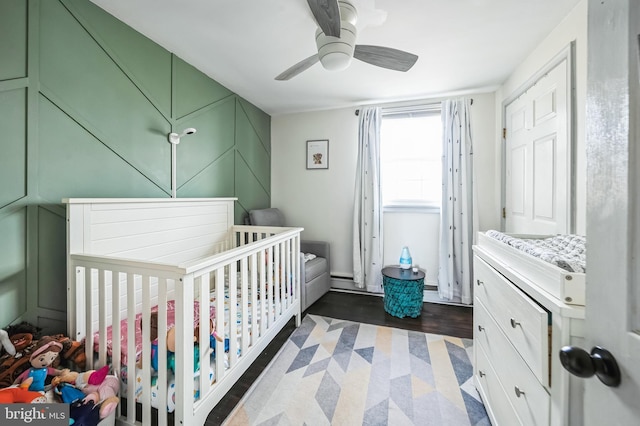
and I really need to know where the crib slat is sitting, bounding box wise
[284,240,290,310]
[228,263,238,366]
[198,272,211,399]
[214,267,225,385]
[111,271,121,378]
[126,273,136,423]
[275,243,281,320]
[257,247,273,337]
[240,256,249,356]
[141,274,152,424]
[98,269,107,367]
[175,274,195,425]
[84,267,93,370]
[251,253,259,345]
[157,278,168,426]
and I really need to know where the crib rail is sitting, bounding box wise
[68,226,302,426]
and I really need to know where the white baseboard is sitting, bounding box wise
[330,276,471,307]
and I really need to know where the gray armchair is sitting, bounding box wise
[247,208,330,311]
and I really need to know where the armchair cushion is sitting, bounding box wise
[248,208,284,227]
[300,240,330,283]
[303,257,328,283]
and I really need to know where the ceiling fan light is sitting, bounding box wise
[319,51,352,71]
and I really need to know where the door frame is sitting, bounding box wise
[500,42,576,233]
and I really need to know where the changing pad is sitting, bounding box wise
[485,230,586,273]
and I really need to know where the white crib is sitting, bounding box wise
[64,198,303,426]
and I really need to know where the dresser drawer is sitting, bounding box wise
[475,300,550,426]
[474,256,550,386]
[475,343,522,426]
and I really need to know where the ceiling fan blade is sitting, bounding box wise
[354,45,419,72]
[306,0,341,37]
[275,54,320,81]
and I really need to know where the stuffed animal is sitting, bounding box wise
[13,336,69,392]
[0,329,16,356]
[0,386,48,403]
[0,378,47,403]
[51,366,119,419]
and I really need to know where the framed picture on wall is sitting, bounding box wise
[306,139,329,169]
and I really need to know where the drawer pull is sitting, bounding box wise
[510,318,521,328]
[477,325,485,332]
[479,370,486,378]
[514,386,525,398]
[476,279,484,286]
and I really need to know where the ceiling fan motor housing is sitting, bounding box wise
[315,21,357,71]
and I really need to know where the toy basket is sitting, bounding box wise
[383,275,424,318]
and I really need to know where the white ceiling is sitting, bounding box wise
[90,0,581,116]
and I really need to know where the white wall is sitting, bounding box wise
[497,0,588,235]
[272,92,497,287]
[271,108,359,278]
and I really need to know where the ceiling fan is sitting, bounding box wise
[275,0,418,81]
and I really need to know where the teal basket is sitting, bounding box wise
[383,276,424,318]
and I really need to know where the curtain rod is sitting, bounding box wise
[355,98,473,116]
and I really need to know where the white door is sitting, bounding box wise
[504,57,571,235]
[577,1,640,424]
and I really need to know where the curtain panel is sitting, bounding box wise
[352,107,384,293]
[438,98,476,304]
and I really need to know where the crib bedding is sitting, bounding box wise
[485,230,586,273]
[93,300,215,364]
[94,288,285,363]
[97,288,286,412]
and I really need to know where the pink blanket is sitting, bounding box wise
[93,300,215,364]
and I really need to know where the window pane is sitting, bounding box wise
[380,112,442,207]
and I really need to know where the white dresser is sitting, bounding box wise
[473,241,585,426]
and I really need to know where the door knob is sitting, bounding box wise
[559,346,621,387]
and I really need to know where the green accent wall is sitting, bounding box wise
[0,0,271,333]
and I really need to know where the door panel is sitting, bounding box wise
[581,0,640,424]
[505,59,569,234]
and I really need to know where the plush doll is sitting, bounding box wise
[150,324,225,373]
[0,329,16,356]
[13,336,70,392]
[50,365,108,389]
[54,382,86,404]
[51,365,119,419]
[0,377,47,403]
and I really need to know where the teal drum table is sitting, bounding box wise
[381,266,425,318]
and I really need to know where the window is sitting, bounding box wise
[380,105,442,210]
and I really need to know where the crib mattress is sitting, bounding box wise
[475,231,586,306]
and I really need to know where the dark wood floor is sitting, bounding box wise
[205,290,473,425]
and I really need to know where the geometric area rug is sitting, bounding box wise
[223,315,490,426]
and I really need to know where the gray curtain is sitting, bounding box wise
[438,98,476,304]
[352,107,384,293]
